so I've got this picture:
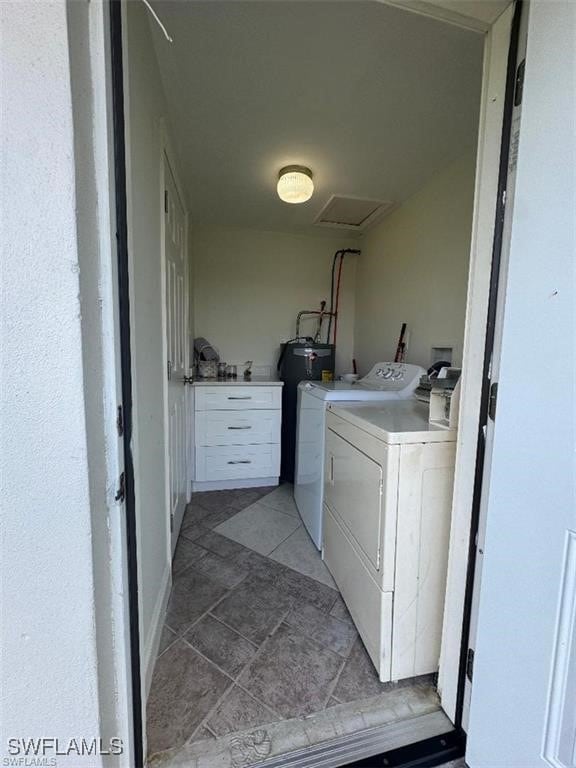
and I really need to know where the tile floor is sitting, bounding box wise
[146,484,439,765]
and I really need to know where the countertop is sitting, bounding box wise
[192,376,283,387]
[328,400,456,444]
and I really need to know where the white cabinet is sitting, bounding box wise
[323,405,456,683]
[192,383,283,491]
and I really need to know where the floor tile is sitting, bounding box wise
[227,487,276,511]
[214,502,300,556]
[194,530,252,562]
[158,625,177,656]
[207,686,277,737]
[242,550,287,582]
[192,490,237,512]
[179,521,209,543]
[173,537,208,576]
[285,601,357,657]
[239,572,295,613]
[182,501,215,525]
[330,594,352,622]
[332,637,390,704]
[190,550,249,589]
[188,726,216,744]
[280,567,339,614]
[165,568,228,635]
[239,623,342,719]
[198,506,240,530]
[184,615,257,678]
[211,579,291,645]
[146,640,230,756]
[259,484,300,518]
[269,526,336,588]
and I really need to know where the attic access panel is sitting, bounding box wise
[314,195,394,232]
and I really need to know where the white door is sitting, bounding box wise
[163,155,188,553]
[461,4,528,731]
[466,3,576,766]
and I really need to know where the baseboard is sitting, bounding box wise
[143,563,171,698]
[191,476,279,492]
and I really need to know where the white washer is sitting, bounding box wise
[294,362,424,549]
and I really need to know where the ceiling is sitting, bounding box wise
[149,1,484,236]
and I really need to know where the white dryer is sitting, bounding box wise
[294,362,424,549]
[323,401,456,682]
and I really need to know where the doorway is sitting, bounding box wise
[110,1,518,765]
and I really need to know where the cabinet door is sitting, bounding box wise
[325,428,383,570]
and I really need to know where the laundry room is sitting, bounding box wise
[121,0,488,764]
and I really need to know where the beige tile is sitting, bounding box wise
[259,484,300,518]
[214,503,300,556]
[268,526,336,588]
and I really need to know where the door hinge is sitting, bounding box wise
[466,647,474,682]
[116,404,124,437]
[115,471,126,503]
[488,381,498,421]
[514,58,525,107]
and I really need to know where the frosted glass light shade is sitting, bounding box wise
[277,166,314,204]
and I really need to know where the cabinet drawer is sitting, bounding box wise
[196,410,281,446]
[195,444,280,482]
[195,386,281,411]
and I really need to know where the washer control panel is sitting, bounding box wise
[360,362,424,390]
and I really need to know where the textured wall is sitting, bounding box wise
[1,1,104,763]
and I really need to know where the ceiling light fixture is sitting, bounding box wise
[277,166,314,204]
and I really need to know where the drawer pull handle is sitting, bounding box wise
[227,396,252,400]
[228,425,252,430]
[227,460,252,465]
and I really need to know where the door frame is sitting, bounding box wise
[106,0,519,764]
[159,124,191,556]
[437,0,521,723]
[109,1,144,765]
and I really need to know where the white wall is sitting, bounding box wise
[1,1,130,764]
[192,227,358,376]
[123,1,174,690]
[354,152,476,373]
